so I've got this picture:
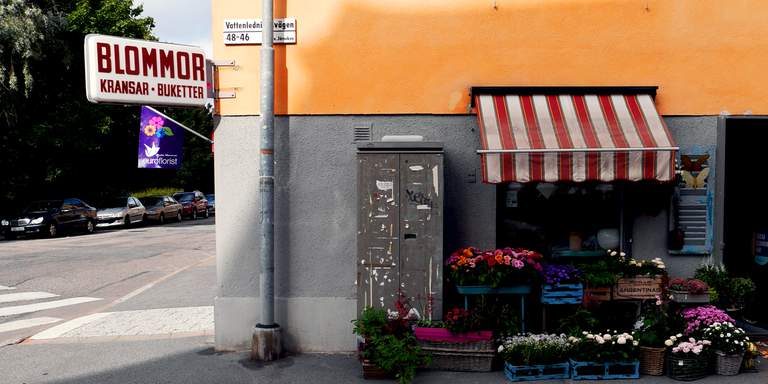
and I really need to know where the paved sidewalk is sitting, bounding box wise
[0,336,766,384]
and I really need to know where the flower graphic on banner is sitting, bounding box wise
[143,115,174,139]
[143,124,157,137]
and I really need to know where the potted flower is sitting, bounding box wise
[540,264,583,304]
[499,333,571,381]
[635,297,672,375]
[681,305,734,336]
[612,253,667,300]
[352,307,430,383]
[577,259,620,303]
[727,277,755,310]
[413,308,495,372]
[445,247,543,293]
[568,330,640,379]
[702,322,749,375]
[668,278,710,304]
[665,335,711,381]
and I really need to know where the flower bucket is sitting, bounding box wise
[569,359,640,380]
[638,346,665,376]
[456,285,532,295]
[613,276,663,300]
[669,289,710,304]
[667,354,708,381]
[414,327,492,343]
[715,351,743,376]
[504,362,570,382]
[541,283,583,305]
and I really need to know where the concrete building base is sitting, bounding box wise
[252,326,282,361]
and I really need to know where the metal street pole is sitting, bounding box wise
[252,0,281,361]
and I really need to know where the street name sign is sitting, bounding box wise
[223,18,297,45]
[84,34,208,107]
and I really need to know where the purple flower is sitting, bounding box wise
[542,264,581,285]
[682,306,734,335]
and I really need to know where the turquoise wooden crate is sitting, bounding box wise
[504,362,570,382]
[569,359,639,380]
[456,285,532,294]
[541,283,583,304]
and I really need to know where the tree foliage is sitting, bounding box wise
[0,0,213,214]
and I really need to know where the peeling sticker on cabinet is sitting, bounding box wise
[409,165,424,171]
[376,180,394,191]
[417,205,431,210]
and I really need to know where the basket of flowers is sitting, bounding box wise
[635,295,672,375]
[540,264,583,305]
[665,336,711,381]
[568,330,640,380]
[414,308,495,372]
[446,247,543,293]
[500,333,571,382]
[681,305,734,336]
[668,278,710,304]
[702,321,749,376]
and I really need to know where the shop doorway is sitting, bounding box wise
[721,117,768,323]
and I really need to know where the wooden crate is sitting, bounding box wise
[613,276,663,300]
[584,285,612,302]
[541,283,583,304]
[570,359,640,380]
[504,362,570,381]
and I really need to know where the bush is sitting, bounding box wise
[132,187,182,198]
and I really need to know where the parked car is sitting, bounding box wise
[96,196,146,228]
[172,191,209,219]
[0,198,97,239]
[140,195,183,224]
[205,194,215,215]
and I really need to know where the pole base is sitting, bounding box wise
[251,324,282,361]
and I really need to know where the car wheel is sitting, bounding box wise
[204,208,209,218]
[192,209,197,220]
[124,216,131,228]
[85,220,95,234]
[176,211,182,222]
[47,223,58,238]
[159,214,165,225]
[142,214,148,225]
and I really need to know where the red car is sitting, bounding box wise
[172,191,209,219]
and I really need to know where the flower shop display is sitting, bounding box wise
[612,254,666,300]
[681,306,734,336]
[578,260,618,302]
[413,308,495,372]
[446,247,543,290]
[500,334,571,381]
[541,264,583,305]
[353,307,429,383]
[702,322,749,375]
[568,330,640,380]
[665,336,711,381]
[635,297,672,376]
[693,264,755,309]
[668,278,710,304]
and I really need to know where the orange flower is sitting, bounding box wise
[495,254,503,264]
[143,124,157,137]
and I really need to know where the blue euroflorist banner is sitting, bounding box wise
[137,106,184,169]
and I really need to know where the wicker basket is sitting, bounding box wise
[715,351,744,376]
[639,346,666,376]
[418,339,495,372]
[667,354,708,381]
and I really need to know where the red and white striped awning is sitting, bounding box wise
[475,93,678,183]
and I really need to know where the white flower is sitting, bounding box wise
[676,334,683,338]
[611,251,618,256]
[498,345,504,353]
[586,334,595,339]
[727,333,731,337]
[670,336,677,341]
[620,252,626,257]
[746,336,750,341]
[720,334,724,338]
[604,334,612,340]
[595,336,605,344]
[665,339,674,346]
[617,337,627,345]
[658,264,666,269]
[582,331,588,335]
[627,335,633,341]
[633,341,639,346]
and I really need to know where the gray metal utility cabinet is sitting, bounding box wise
[356,141,444,321]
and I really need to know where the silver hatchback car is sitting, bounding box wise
[96,196,146,228]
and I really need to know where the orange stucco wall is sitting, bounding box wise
[212,0,768,116]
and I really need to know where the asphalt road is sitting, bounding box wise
[0,217,215,346]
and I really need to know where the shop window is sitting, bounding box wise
[497,182,622,258]
[669,148,715,255]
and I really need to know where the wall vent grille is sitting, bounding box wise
[353,125,372,142]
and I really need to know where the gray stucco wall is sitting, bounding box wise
[213,114,719,351]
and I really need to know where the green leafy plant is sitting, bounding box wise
[729,277,755,307]
[635,298,674,348]
[557,308,600,336]
[578,259,619,287]
[352,307,429,384]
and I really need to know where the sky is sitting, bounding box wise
[134,0,213,57]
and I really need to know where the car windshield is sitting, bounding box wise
[24,200,63,213]
[100,198,127,208]
[140,197,163,207]
[174,193,194,202]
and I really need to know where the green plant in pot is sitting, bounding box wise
[352,307,430,384]
[634,297,674,376]
[728,277,755,310]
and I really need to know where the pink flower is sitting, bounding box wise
[512,259,524,269]
[503,255,511,265]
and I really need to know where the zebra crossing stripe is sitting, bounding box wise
[31,312,112,340]
[0,297,102,317]
[0,292,60,304]
[0,317,61,333]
